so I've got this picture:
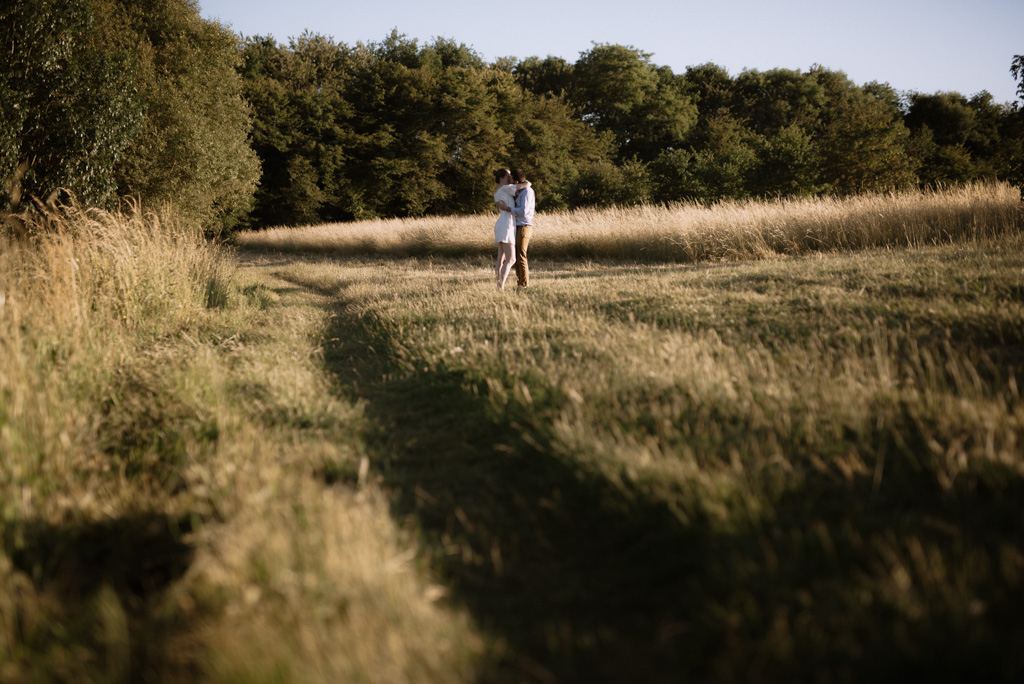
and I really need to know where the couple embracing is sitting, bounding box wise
[492,167,535,291]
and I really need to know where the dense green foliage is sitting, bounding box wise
[238,31,610,225]
[1,0,258,235]
[2,3,1020,231]
[111,0,259,233]
[0,0,141,211]
[238,36,1024,226]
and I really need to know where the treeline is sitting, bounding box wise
[238,32,609,224]
[2,0,1023,233]
[243,36,1024,225]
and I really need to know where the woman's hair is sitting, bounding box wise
[493,168,510,184]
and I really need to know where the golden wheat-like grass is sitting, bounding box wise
[236,182,1022,260]
[4,185,1023,680]
[0,203,226,519]
[1,206,482,682]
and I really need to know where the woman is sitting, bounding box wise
[492,168,528,290]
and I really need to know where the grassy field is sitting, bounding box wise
[0,206,481,682]
[235,182,1021,262]
[2,186,1023,682]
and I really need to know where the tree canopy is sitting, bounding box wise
[239,31,612,225]
[238,38,1023,226]
[3,8,1022,232]
[1,0,258,235]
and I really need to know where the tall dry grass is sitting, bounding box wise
[0,203,231,523]
[0,206,483,682]
[4,183,1022,680]
[0,203,238,679]
[236,182,1022,260]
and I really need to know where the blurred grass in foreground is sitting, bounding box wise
[0,206,482,682]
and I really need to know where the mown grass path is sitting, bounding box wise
[266,261,709,683]
[243,240,1024,683]
[319,296,701,683]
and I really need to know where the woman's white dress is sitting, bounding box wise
[493,184,516,244]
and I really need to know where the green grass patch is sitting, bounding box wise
[247,236,1024,682]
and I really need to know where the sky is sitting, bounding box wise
[198,0,1024,104]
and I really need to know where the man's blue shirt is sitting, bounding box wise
[511,186,534,227]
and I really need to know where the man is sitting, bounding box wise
[496,168,535,288]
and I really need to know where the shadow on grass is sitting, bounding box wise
[290,266,1024,684]
[316,307,706,682]
[5,513,199,681]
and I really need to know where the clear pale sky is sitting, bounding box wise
[198,0,1023,104]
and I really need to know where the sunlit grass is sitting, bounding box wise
[0,207,482,682]
[3,182,1023,681]
[236,182,1022,262]
[245,232,1024,679]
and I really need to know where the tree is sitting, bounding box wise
[904,92,978,148]
[236,29,617,224]
[571,44,697,162]
[963,92,1006,177]
[238,36,300,226]
[1,0,258,234]
[240,33,361,225]
[901,90,1017,185]
[342,32,506,218]
[514,56,574,98]
[505,94,614,210]
[682,63,735,121]
[1001,56,1024,191]
[113,0,259,234]
[568,158,651,208]
[730,68,825,136]
[720,68,829,197]
[811,67,914,194]
[688,114,762,201]
[752,123,823,197]
[1011,55,1024,103]
[1,0,141,212]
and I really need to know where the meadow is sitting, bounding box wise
[235,182,1020,261]
[2,184,1023,682]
